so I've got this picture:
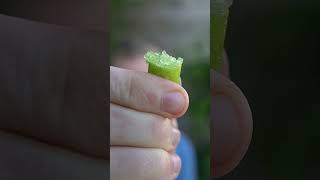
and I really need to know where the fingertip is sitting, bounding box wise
[111,67,189,119]
[211,71,253,178]
[171,154,182,179]
[160,86,189,118]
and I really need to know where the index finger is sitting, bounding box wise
[110,66,189,118]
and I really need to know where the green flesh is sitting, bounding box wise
[145,51,183,84]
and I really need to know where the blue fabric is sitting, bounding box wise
[176,132,198,180]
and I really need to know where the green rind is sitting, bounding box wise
[211,0,232,70]
[211,9,229,70]
[145,51,183,84]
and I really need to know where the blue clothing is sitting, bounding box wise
[176,132,198,180]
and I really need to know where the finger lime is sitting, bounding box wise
[211,0,233,70]
[144,51,183,84]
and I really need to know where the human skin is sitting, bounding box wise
[3,1,187,179]
[110,66,189,179]
[0,11,187,179]
[0,131,108,180]
[0,1,108,178]
[0,14,107,158]
[15,5,190,179]
[212,54,253,178]
[1,0,107,32]
[1,0,252,178]
[115,52,253,179]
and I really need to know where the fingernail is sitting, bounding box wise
[212,95,240,164]
[172,128,181,147]
[171,154,181,177]
[161,92,186,115]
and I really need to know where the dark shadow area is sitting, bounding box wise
[219,0,320,179]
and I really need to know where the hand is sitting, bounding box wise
[0,14,108,158]
[212,53,253,177]
[110,66,189,180]
[3,0,107,31]
[0,131,108,180]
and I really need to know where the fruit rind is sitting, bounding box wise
[145,51,183,84]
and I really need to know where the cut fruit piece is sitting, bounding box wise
[211,0,233,70]
[144,51,183,84]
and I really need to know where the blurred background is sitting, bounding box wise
[111,0,210,179]
[219,0,320,179]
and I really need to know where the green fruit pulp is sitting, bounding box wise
[145,51,183,84]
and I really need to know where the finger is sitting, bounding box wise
[112,55,149,72]
[171,119,178,129]
[171,78,182,129]
[0,131,108,180]
[110,147,181,180]
[110,104,180,152]
[3,0,107,31]
[211,70,253,177]
[110,66,189,118]
[0,15,107,159]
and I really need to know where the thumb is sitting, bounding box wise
[110,66,189,118]
[211,70,252,177]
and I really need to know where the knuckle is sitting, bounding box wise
[143,90,158,108]
[127,72,159,109]
[139,74,159,108]
[126,71,136,103]
[157,149,172,178]
[151,117,173,150]
[137,149,170,180]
